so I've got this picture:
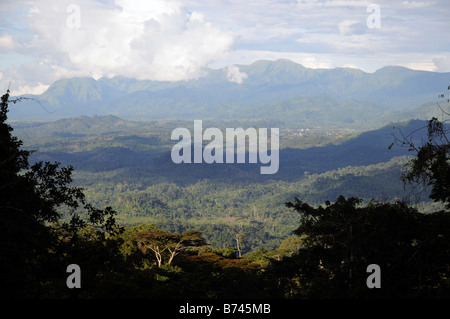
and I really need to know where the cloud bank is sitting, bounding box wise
[1,0,234,95]
[226,65,248,84]
[1,0,450,95]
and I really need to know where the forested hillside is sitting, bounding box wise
[11,115,440,252]
[3,78,450,299]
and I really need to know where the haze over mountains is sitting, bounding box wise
[10,59,449,251]
[9,59,449,129]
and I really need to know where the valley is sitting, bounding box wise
[8,59,449,253]
[12,114,440,253]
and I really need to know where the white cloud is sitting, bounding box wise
[1,0,449,95]
[0,35,15,52]
[226,65,248,84]
[297,0,437,9]
[338,20,359,36]
[1,0,235,93]
[297,0,372,9]
[63,0,233,80]
[401,1,437,9]
[433,54,450,72]
[10,83,49,96]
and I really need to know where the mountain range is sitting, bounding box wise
[15,113,430,184]
[9,59,450,129]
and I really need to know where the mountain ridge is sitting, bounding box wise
[9,59,449,125]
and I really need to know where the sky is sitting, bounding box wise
[0,0,449,96]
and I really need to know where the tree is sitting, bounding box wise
[275,85,450,298]
[0,90,122,298]
[276,236,306,258]
[402,116,450,208]
[392,85,450,209]
[235,232,246,258]
[282,195,450,298]
[136,229,206,267]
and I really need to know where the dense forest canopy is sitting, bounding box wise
[2,85,450,299]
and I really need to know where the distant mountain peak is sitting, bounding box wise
[243,58,306,71]
[9,59,450,122]
[374,65,415,74]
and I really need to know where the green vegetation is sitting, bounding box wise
[281,196,450,298]
[0,91,122,298]
[3,86,450,299]
[12,114,437,253]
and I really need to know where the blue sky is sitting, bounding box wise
[1,0,449,95]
